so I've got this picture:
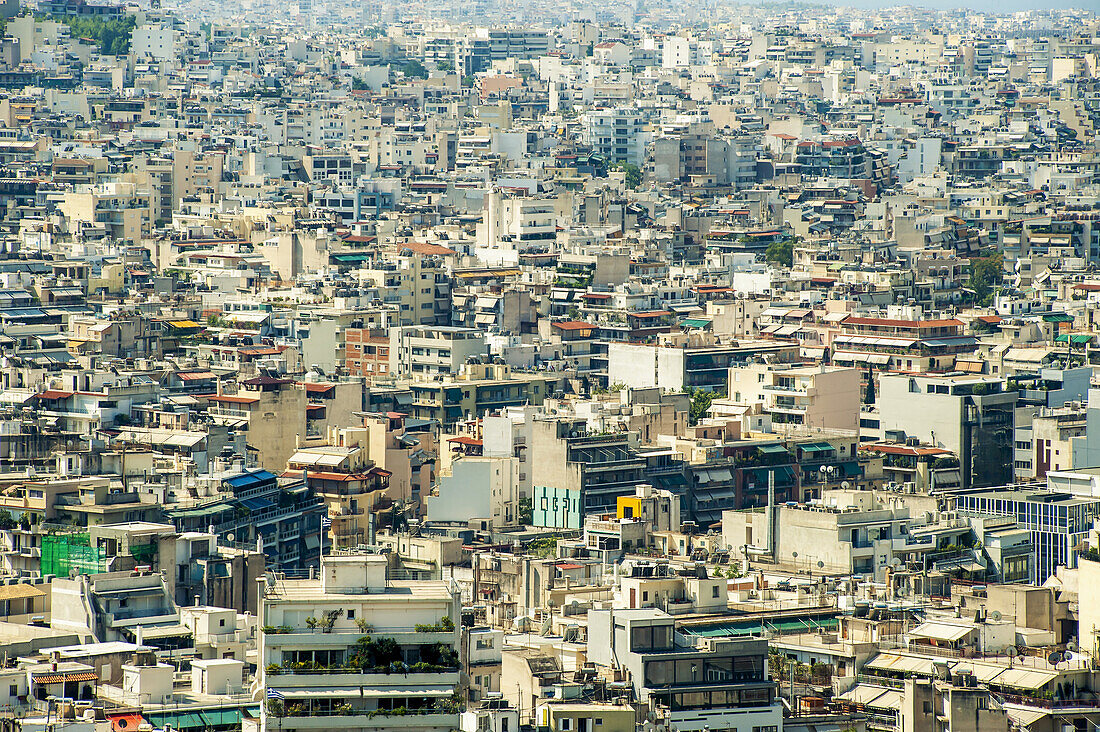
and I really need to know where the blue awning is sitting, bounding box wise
[239,496,274,511]
[223,470,276,490]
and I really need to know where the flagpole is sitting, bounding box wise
[320,512,329,576]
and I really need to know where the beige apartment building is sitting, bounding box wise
[725,363,862,431]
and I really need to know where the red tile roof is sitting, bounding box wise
[37,390,74,400]
[552,321,595,331]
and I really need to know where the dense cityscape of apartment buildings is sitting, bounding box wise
[0,0,1097,730]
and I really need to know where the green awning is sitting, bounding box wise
[837,461,862,479]
[1055,333,1093,344]
[1042,313,1073,323]
[653,473,688,488]
[749,466,796,485]
[145,712,207,730]
[799,441,835,453]
[165,503,232,520]
[757,443,790,455]
[200,709,242,728]
[680,318,712,329]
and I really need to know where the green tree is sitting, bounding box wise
[765,239,794,267]
[437,59,453,72]
[613,163,642,190]
[518,497,532,526]
[397,59,428,78]
[969,252,1004,306]
[686,387,716,425]
[47,14,137,55]
[527,537,558,558]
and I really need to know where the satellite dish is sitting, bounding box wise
[1006,647,1017,658]
[1067,641,1079,653]
[990,610,1002,621]
[841,481,850,490]
[1047,651,1064,665]
[817,561,825,568]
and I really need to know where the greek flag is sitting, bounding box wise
[321,516,332,529]
[267,688,284,700]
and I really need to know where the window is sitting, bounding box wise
[347,609,355,620]
[559,719,571,731]
[631,624,673,652]
[712,586,720,598]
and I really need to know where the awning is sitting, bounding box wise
[833,351,890,365]
[757,443,789,455]
[910,621,973,642]
[865,653,935,676]
[138,624,192,639]
[934,558,985,573]
[993,667,1057,691]
[921,337,978,348]
[1005,706,1050,729]
[199,709,242,728]
[866,689,903,710]
[1042,313,1073,323]
[837,684,894,707]
[108,712,147,732]
[143,712,207,730]
[800,441,835,454]
[1055,333,1094,344]
[239,497,274,511]
[748,466,796,486]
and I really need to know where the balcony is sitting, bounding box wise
[266,710,458,730]
[268,670,459,687]
[263,628,456,647]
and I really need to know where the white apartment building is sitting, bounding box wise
[252,554,462,732]
[582,107,649,167]
[389,325,487,377]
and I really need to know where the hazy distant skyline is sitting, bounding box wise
[825,0,1091,12]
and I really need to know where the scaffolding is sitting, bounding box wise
[40,534,106,577]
